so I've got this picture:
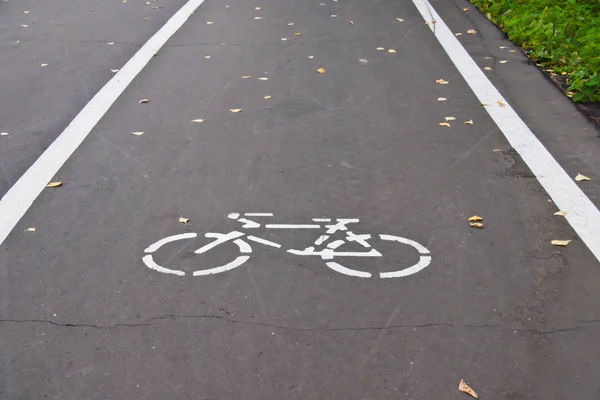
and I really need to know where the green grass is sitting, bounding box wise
[469,0,600,103]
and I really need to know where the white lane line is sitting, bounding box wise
[412,0,600,263]
[0,0,207,246]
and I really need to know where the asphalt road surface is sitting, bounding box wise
[1,0,600,399]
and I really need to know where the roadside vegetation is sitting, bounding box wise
[469,0,600,103]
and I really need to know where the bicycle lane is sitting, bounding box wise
[1,0,600,398]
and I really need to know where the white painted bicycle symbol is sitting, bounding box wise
[143,213,432,278]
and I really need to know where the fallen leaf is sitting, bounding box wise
[575,173,591,182]
[179,217,190,224]
[376,47,385,51]
[281,37,288,41]
[330,14,337,17]
[462,7,469,11]
[437,97,447,101]
[139,99,149,103]
[499,60,508,63]
[46,181,62,188]
[482,103,490,106]
[241,75,251,79]
[230,109,242,113]
[435,79,449,84]
[439,122,451,127]
[484,56,493,59]
[445,116,456,121]
[288,22,294,25]
[455,32,462,36]
[509,50,517,53]
[225,4,230,7]
[388,49,396,53]
[207,21,214,24]
[348,20,354,25]
[317,68,326,74]
[205,55,212,59]
[497,100,506,107]
[132,131,144,136]
[483,66,492,71]
[27,227,36,232]
[24,10,30,14]
[492,148,502,152]
[254,16,262,19]
[255,6,261,10]
[257,77,268,80]
[464,120,474,125]
[551,239,572,247]
[144,17,150,20]
[548,199,553,203]
[553,211,567,217]
[396,18,404,22]
[468,215,483,222]
[308,55,314,59]
[21,25,29,27]
[41,63,48,67]
[459,379,479,398]
[107,42,115,45]
[467,29,477,34]
[294,32,302,36]
[0,132,9,136]
[499,46,508,49]
[191,119,205,123]
[470,222,484,229]
[264,95,271,99]
[111,69,120,73]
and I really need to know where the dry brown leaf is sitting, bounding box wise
[139,99,149,104]
[376,47,385,51]
[191,119,205,123]
[553,210,567,217]
[241,75,251,79]
[468,215,483,222]
[439,122,451,127]
[257,77,268,80]
[396,18,404,22]
[111,69,119,73]
[548,199,553,202]
[308,55,314,59]
[435,78,449,84]
[144,17,150,20]
[46,181,62,188]
[464,120,474,125]
[388,49,396,53]
[230,109,242,113]
[497,100,506,107]
[179,217,190,224]
[492,148,502,152]
[455,32,462,36]
[481,103,490,106]
[445,116,456,121]
[551,239,572,247]
[132,131,144,136]
[467,29,477,34]
[469,222,484,229]
[459,379,479,398]
[317,68,326,74]
[288,22,294,25]
[294,32,302,36]
[205,55,212,59]
[255,6,261,10]
[437,97,447,101]
[24,10,31,14]
[264,95,272,99]
[483,66,492,71]
[463,7,469,11]
[348,20,354,25]
[575,173,591,182]
[27,227,36,232]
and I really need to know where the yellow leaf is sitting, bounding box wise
[207,21,214,24]
[254,16,262,19]
[492,148,502,152]
[445,116,456,121]
[132,131,144,136]
[46,181,62,188]
[469,222,484,229]
[179,217,190,224]
[459,380,479,399]
[257,77,268,80]
[27,227,36,232]
[575,173,591,182]
[553,211,567,217]
[396,18,404,22]
[455,32,462,36]
[191,119,205,123]
[0,132,9,136]
[435,78,449,84]
[264,95,272,99]
[24,10,31,14]
[483,66,492,71]
[439,122,451,127]
[437,97,447,101]
[481,103,490,106]
[348,20,354,25]
[41,63,48,67]
[294,32,302,36]
[376,47,385,51]
[462,7,469,11]
[107,42,115,45]
[230,109,242,113]
[551,239,572,247]
[308,55,314,59]
[467,29,477,34]
[468,215,483,221]
[388,49,396,53]
[255,6,261,10]
[205,55,212,59]
[139,99,149,103]
[497,100,506,107]
[241,75,251,79]
[288,22,294,26]
[464,120,474,125]
[144,17,150,20]
[510,50,517,53]
[317,68,326,74]
[111,69,119,73]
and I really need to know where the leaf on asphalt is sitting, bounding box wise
[191,119,205,123]
[464,120,474,125]
[469,215,483,222]
[317,68,326,74]
[484,66,492,71]
[463,7,469,11]
[436,79,449,84]
[179,217,190,224]
[281,37,288,41]
[205,55,212,59]
[470,222,484,229]
[492,148,502,152]
[509,50,517,53]
[396,18,404,22]
[257,77,268,80]
[46,181,62,188]
[144,17,150,20]
[41,63,48,67]
[575,173,591,181]
[139,99,149,104]
[445,116,456,121]
[500,46,508,49]
[264,95,272,99]
[481,103,489,106]
[459,380,479,398]
[288,22,294,25]
[455,32,462,36]
[111,69,119,73]
[551,239,572,247]
[230,109,243,113]
[437,97,447,101]
[308,55,314,59]
[21,25,29,27]
[254,16,262,19]
[330,14,338,17]
[27,227,36,232]
[24,10,31,14]
[467,29,477,34]
[294,32,302,36]
[225,4,230,7]
[499,60,508,63]
[132,131,145,136]
[497,100,506,107]
[388,49,396,53]
[207,21,214,24]
[255,6,261,10]
[376,47,385,51]
[0,132,9,136]
[439,122,451,127]
[241,75,251,79]
[107,42,115,45]
[553,210,567,217]
[348,20,354,25]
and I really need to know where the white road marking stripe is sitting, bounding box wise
[325,261,372,278]
[247,235,282,248]
[265,224,321,229]
[142,255,186,276]
[144,232,198,253]
[412,0,600,263]
[0,0,207,246]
